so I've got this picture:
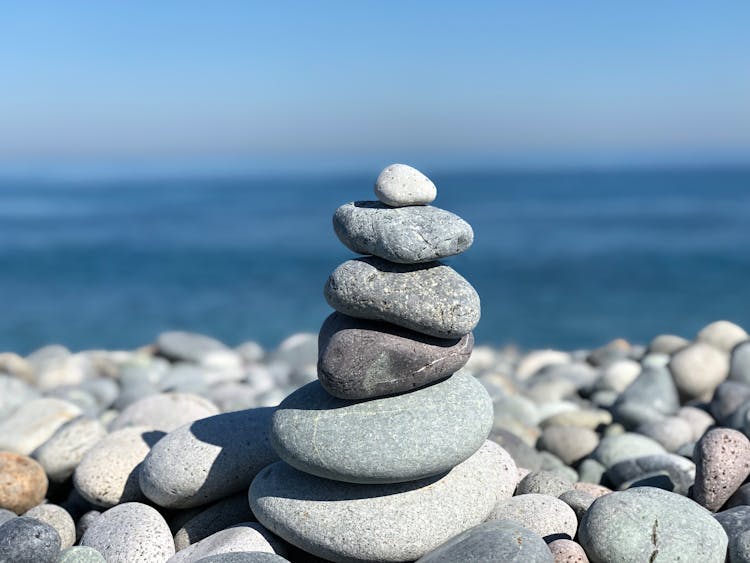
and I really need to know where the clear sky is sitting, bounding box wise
[1,1,749,171]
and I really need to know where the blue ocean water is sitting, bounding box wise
[1,168,749,354]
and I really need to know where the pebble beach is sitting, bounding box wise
[2,165,750,562]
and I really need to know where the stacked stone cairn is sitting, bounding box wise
[249,164,519,561]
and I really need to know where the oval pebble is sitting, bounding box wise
[0,516,61,563]
[32,417,108,482]
[194,554,290,563]
[670,343,729,401]
[24,503,75,548]
[168,523,282,563]
[58,546,107,562]
[0,452,48,514]
[693,427,750,511]
[548,539,589,562]
[81,502,175,563]
[488,494,578,542]
[250,440,516,562]
[109,393,220,432]
[0,398,82,455]
[374,163,437,207]
[174,494,254,551]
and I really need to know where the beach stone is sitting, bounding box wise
[0,398,82,455]
[516,350,571,380]
[194,555,289,563]
[540,409,611,430]
[670,342,729,401]
[156,331,240,368]
[81,502,175,562]
[698,320,748,353]
[334,202,473,264]
[109,393,220,432]
[75,510,100,543]
[641,353,670,369]
[0,352,34,383]
[538,426,599,465]
[587,338,632,367]
[0,509,14,527]
[489,428,544,470]
[140,408,278,509]
[488,494,577,542]
[317,313,472,400]
[596,359,641,393]
[0,516,61,563]
[605,454,696,496]
[325,257,480,338]
[174,494,254,551]
[591,433,666,468]
[374,163,436,207]
[516,471,574,497]
[417,519,553,563]
[0,375,39,419]
[168,523,282,563]
[611,366,679,428]
[0,452,47,514]
[715,506,750,562]
[731,341,750,385]
[573,482,613,498]
[32,417,107,482]
[250,440,516,563]
[493,394,540,427]
[58,546,107,562]
[678,406,716,441]
[636,416,693,452]
[558,489,596,522]
[648,334,689,355]
[710,381,750,428]
[271,372,492,483]
[74,426,164,508]
[727,483,750,509]
[535,362,600,390]
[24,503,75,548]
[236,340,265,363]
[579,487,727,563]
[733,530,750,563]
[693,427,750,511]
[577,458,607,484]
[548,539,589,563]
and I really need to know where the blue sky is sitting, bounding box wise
[1,1,749,171]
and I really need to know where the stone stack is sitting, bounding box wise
[250,164,517,562]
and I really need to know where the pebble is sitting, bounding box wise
[693,427,750,511]
[168,523,282,563]
[734,530,750,563]
[0,516,61,563]
[670,342,729,400]
[515,350,571,380]
[173,494,254,551]
[317,312,473,399]
[579,487,728,563]
[597,359,641,393]
[80,502,175,562]
[58,546,107,562]
[697,320,748,353]
[715,506,750,563]
[270,373,492,483]
[604,453,696,496]
[610,366,679,428]
[324,257,480,338]
[636,416,693,452]
[24,503,75,548]
[677,406,716,441]
[558,489,596,521]
[647,333,689,355]
[0,509,14,526]
[590,432,666,468]
[0,398,82,455]
[538,425,599,465]
[0,352,34,383]
[0,452,48,514]
[374,163,437,207]
[32,417,108,482]
[0,374,39,419]
[140,408,278,509]
[75,510,100,543]
[488,493,578,542]
[416,519,553,563]
[726,483,750,509]
[730,341,750,384]
[540,409,612,430]
[710,380,750,428]
[334,201,473,264]
[193,554,290,563]
[548,539,590,563]
[516,470,574,497]
[156,331,241,369]
[109,393,220,432]
[74,426,165,508]
[489,428,544,470]
[250,441,516,562]
[577,458,607,484]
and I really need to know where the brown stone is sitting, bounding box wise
[0,451,48,514]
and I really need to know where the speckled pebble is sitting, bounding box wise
[0,516,61,563]
[24,503,75,548]
[488,494,578,542]
[167,523,282,563]
[32,417,108,482]
[0,398,82,455]
[0,452,48,514]
[548,539,589,563]
[516,470,574,497]
[693,427,750,511]
[57,546,107,562]
[558,489,596,522]
[194,553,290,563]
[374,163,437,207]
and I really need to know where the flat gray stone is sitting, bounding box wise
[374,163,436,207]
[32,417,108,482]
[333,202,472,264]
[271,372,492,484]
[81,502,175,563]
[579,487,728,563]
[591,432,666,468]
[168,523,283,563]
[174,494,254,551]
[140,408,278,509]
[24,504,75,548]
[324,257,480,338]
[250,441,516,563]
[0,516,61,563]
[488,494,578,542]
[0,398,82,455]
[58,546,107,562]
[515,470,574,497]
[317,312,473,400]
[416,519,553,562]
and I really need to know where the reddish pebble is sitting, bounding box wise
[0,451,48,514]
[693,427,750,511]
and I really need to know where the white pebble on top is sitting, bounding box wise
[374,163,437,207]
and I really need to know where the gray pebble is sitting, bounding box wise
[0,398,82,455]
[715,506,750,563]
[610,366,679,429]
[488,493,578,542]
[636,416,693,452]
[32,417,108,482]
[156,331,234,366]
[75,511,100,543]
[24,504,75,548]
[317,312,473,400]
[516,470,574,497]
[0,375,39,420]
[0,516,61,563]
[710,381,750,428]
[57,546,106,562]
[605,454,696,496]
[0,509,14,527]
[730,341,750,385]
[591,432,666,468]
[109,393,219,432]
[194,554,290,563]
[324,257,480,338]
[538,425,599,465]
[698,320,748,353]
[670,343,729,401]
[168,523,282,563]
[174,494,254,551]
[577,458,607,484]
[558,489,596,522]
[647,334,689,355]
[80,502,175,562]
[374,163,436,207]
[271,373,492,484]
[489,429,544,471]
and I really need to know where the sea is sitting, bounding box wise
[1,167,749,355]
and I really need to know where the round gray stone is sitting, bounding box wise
[271,372,492,484]
[0,509,14,527]
[317,312,473,400]
[579,487,728,563]
[140,408,279,509]
[109,392,220,433]
[174,494,254,551]
[715,506,750,563]
[516,470,574,497]
[0,516,61,563]
[647,334,689,355]
[32,417,108,482]
[168,523,282,563]
[374,163,437,207]
[488,494,578,542]
[730,341,750,385]
[605,454,696,496]
[194,553,290,563]
[156,331,232,364]
[58,546,107,562]
[250,440,516,563]
[80,502,175,562]
[333,201,473,264]
[558,489,596,522]
[24,503,75,548]
[324,257,480,338]
[591,432,666,468]
[636,416,694,453]
[416,519,553,563]
[670,343,729,401]
[537,425,599,465]
[611,366,679,429]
